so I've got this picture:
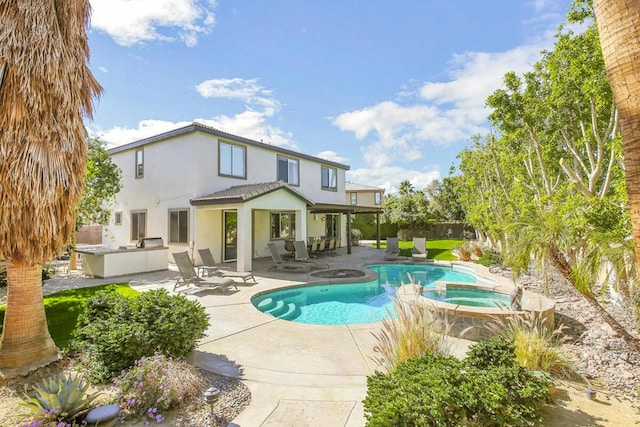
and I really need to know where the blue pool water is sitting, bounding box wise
[253,264,505,325]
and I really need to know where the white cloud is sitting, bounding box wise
[333,37,554,169]
[347,166,440,195]
[195,78,279,113]
[92,75,298,150]
[98,66,108,73]
[90,0,217,47]
[314,151,349,164]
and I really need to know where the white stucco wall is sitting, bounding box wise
[105,128,349,269]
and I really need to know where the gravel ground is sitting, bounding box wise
[492,264,640,402]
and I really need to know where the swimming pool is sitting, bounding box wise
[252,264,504,325]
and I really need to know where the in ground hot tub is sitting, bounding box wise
[397,281,555,341]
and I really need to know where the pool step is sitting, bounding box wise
[279,303,301,321]
[266,300,288,317]
[256,297,277,312]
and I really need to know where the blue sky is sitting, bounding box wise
[87,0,569,194]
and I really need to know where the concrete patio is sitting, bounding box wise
[44,245,477,426]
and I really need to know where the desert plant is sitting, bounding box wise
[113,354,206,423]
[472,243,483,258]
[458,241,472,261]
[488,310,574,378]
[371,274,450,372]
[20,374,100,423]
[71,289,209,383]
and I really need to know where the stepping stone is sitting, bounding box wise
[85,404,120,426]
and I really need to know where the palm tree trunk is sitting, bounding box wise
[593,0,640,272]
[549,247,640,353]
[0,260,58,376]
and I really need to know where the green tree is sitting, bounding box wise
[76,138,123,229]
[398,180,415,196]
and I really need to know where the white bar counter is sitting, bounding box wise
[76,246,169,278]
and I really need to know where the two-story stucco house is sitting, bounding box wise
[105,123,381,271]
[345,183,385,208]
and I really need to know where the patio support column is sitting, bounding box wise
[297,208,308,242]
[237,206,252,271]
[376,212,381,249]
[346,211,352,254]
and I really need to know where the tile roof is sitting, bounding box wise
[345,183,385,192]
[190,180,315,206]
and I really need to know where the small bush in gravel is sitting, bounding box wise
[477,248,504,267]
[71,289,209,383]
[113,354,206,424]
[489,311,574,378]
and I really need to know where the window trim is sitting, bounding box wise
[114,211,123,226]
[135,148,144,179]
[276,155,300,186]
[374,192,381,205]
[168,208,190,244]
[130,210,147,241]
[218,141,247,179]
[350,192,357,205]
[321,165,338,191]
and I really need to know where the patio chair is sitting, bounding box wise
[197,248,257,285]
[172,251,237,293]
[309,238,319,257]
[267,242,313,272]
[293,240,328,269]
[412,237,428,260]
[384,237,400,261]
[317,238,327,256]
[327,237,337,255]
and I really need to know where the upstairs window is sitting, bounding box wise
[321,166,337,191]
[135,148,144,178]
[374,192,381,205]
[271,212,296,239]
[131,210,146,241]
[277,156,299,186]
[350,192,357,205]
[219,142,246,178]
[169,209,189,244]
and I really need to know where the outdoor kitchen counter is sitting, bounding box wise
[75,246,169,278]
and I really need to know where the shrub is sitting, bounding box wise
[477,248,504,267]
[489,311,574,378]
[113,354,205,423]
[364,338,553,426]
[20,374,100,424]
[371,277,450,372]
[472,243,483,258]
[71,289,209,383]
[458,241,472,261]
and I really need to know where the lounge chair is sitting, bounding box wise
[412,237,428,260]
[172,251,237,293]
[384,237,400,261]
[293,240,328,269]
[197,248,257,285]
[267,242,313,272]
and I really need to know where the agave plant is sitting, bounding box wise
[21,374,100,421]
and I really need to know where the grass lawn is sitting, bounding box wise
[0,283,138,348]
[377,239,462,261]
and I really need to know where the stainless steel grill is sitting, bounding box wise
[137,237,164,248]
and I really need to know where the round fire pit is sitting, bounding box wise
[309,269,366,279]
